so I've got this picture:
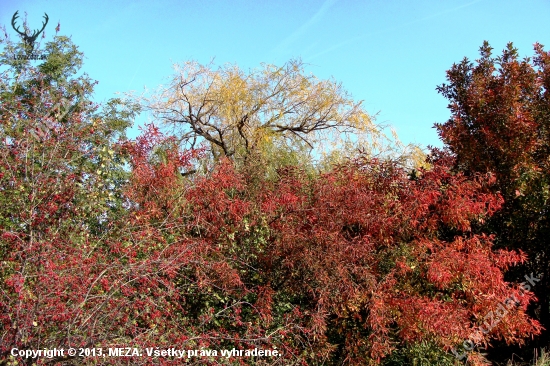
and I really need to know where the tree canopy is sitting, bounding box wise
[140,59,393,163]
[0,31,546,366]
[436,41,550,361]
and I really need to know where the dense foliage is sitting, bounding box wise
[0,33,547,365]
[436,41,550,361]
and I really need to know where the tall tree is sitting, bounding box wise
[140,59,389,163]
[0,33,142,364]
[435,41,550,359]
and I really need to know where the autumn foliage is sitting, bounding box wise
[436,41,550,359]
[109,124,541,364]
[1,34,547,365]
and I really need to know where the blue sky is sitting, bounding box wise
[1,0,549,149]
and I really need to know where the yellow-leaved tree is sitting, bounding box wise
[138,59,423,175]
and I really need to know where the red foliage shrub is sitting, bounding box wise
[120,129,542,364]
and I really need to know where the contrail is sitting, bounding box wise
[126,37,155,91]
[306,0,485,61]
[273,0,338,56]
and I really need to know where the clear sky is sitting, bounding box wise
[1,0,549,149]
